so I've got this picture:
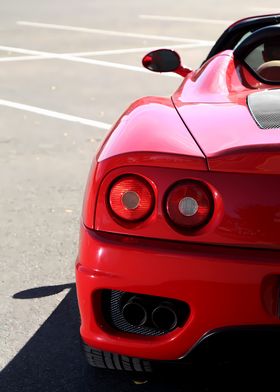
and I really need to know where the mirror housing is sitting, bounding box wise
[142,49,191,77]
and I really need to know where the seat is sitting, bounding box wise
[257,60,280,81]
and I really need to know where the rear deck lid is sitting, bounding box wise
[172,91,280,174]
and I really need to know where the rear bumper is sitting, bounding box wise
[76,224,280,361]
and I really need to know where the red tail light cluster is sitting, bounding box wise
[108,175,213,230]
[109,175,154,222]
[165,180,213,230]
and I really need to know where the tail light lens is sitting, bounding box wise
[109,175,154,222]
[165,180,213,230]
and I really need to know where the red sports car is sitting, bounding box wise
[76,14,280,373]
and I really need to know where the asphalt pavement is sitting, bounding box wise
[1,1,279,390]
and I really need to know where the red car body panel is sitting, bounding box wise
[97,97,205,163]
[76,226,280,360]
[76,16,280,365]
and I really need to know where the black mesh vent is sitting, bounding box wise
[102,290,190,337]
[247,89,280,129]
[103,290,167,336]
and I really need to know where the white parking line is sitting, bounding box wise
[0,55,47,62]
[64,55,171,75]
[0,45,179,77]
[0,45,52,56]
[0,99,112,129]
[139,14,233,25]
[17,21,214,45]
[0,43,209,63]
[66,43,208,57]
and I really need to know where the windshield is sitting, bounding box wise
[204,14,280,64]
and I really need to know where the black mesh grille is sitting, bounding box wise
[102,290,190,337]
[247,89,280,129]
[104,290,167,336]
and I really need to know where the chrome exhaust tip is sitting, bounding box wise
[122,296,148,327]
[152,302,178,331]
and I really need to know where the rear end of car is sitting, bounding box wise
[76,13,280,374]
[76,136,280,371]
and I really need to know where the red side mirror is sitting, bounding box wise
[142,49,191,77]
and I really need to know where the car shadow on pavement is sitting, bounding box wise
[0,284,201,392]
[0,284,277,392]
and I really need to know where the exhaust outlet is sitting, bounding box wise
[152,302,178,331]
[122,296,147,327]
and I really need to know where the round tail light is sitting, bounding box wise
[109,175,154,222]
[165,180,213,230]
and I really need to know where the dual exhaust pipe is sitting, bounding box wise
[122,296,178,331]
